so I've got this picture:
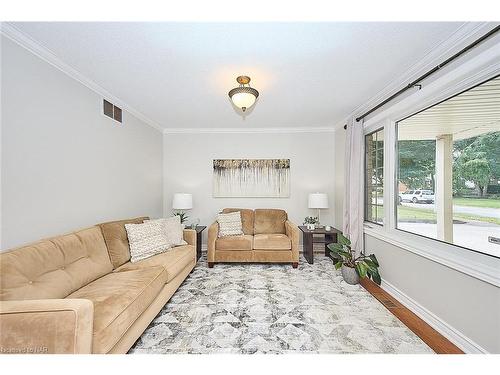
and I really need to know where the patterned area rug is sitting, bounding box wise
[130,255,433,354]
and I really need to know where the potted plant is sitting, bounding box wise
[303,216,319,229]
[327,233,381,285]
[173,212,189,228]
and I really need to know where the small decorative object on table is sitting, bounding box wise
[327,232,381,286]
[303,216,319,230]
[187,218,200,230]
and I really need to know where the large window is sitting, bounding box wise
[396,76,500,257]
[365,128,384,224]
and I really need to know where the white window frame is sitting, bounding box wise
[364,127,385,226]
[362,40,500,287]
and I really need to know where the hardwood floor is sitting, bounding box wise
[360,278,464,354]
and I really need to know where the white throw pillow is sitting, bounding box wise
[217,211,243,237]
[151,216,187,247]
[125,220,171,263]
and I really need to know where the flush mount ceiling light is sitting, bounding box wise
[228,75,259,112]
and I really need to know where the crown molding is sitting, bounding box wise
[0,22,164,133]
[162,127,335,134]
[336,22,497,127]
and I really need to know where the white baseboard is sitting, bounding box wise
[381,279,488,353]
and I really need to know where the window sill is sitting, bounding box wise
[364,225,500,287]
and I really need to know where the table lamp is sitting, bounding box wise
[172,193,193,224]
[308,193,329,226]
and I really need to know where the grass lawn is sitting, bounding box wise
[453,197,500,209]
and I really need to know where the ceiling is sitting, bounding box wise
[9,22,469,130]
[399,75,500,141]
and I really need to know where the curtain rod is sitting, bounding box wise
[344,24,500,130]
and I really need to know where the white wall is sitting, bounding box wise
[1,36,163,249]
[365,234,500,353]
[163,131,336,244]
[333,127,345,229]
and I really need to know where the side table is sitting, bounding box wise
[194,225,206,261]
[298,226,341,264]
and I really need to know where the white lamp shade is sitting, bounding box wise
[308,193,329,209]
[172,193,193,210]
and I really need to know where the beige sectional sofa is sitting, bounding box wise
[0,217,196,354]
[207,208,299,268]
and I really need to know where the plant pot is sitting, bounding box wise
[341,264,359,285]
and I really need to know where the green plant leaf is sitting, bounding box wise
[371,270,382,285]
[338,233,351,247]
[327,243,343,252]
[329,251,342,260]
[364,259,380,274]
[334,261,343,270]
[364,259,375,267]
[368,254,379,267]
[339,249,352,258]
[356,262,368,278]
[329,247,351,259]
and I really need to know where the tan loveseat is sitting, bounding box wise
[0,217,196,354]
[207,208,299,268]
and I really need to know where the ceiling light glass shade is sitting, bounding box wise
[228,76,259,112]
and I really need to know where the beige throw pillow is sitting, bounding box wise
[125,220,170,263]
[217,211,244,237]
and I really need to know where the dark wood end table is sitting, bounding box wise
[298,226,341,264]
[194,225,206,261]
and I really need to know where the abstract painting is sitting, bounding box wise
[213,159,290,197]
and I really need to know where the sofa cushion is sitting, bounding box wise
[115,245,195,283]
[254,209,287,235]
[215,235,253,251]
[98,217,148,269]
[67,266,167,354]
[253,234,291,250]
[222,208,255,235]
[0,227,113,301]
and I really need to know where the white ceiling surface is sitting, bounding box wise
[399,76,500,141]
[10,22,468,130]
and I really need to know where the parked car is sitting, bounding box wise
[399,189,435,203]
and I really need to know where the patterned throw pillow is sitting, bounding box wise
[217,211,244,237]
[125,220,170,263]
[125,216,187,263]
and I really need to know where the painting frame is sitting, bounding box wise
[213,159,290,198]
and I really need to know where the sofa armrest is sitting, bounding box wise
[285,220,300,262]
[0,298,94,354]
[207,221,219,263]
[183,229,196,247]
